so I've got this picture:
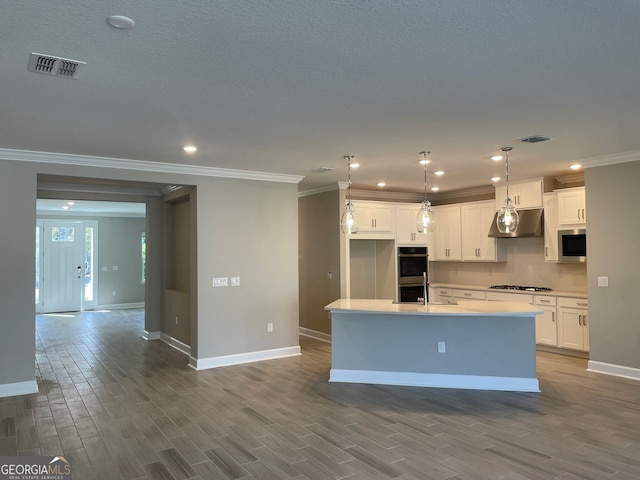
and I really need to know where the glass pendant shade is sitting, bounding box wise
[496,198,519,233]
[416,200,435,234]
[340,201,359,234]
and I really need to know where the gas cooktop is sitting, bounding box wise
[489,285,553,292]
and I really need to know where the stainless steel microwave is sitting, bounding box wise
[558,228,586,262]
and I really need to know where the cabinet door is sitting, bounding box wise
[515,180,544,209]
[495,180,543,209]
[372,204,393,232]
[543,193,559,261]
[535,306,557,346]
[461,205,481,260]
[352,202,375,232]
[558,308,586,350]
[395,205,429,245]
[557,188,586,225]
[433,206,461,260]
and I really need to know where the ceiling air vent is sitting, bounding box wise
[519,134,551,144]
[27,53,86,79]
[312,167,334,173]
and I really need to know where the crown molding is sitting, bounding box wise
[554,173,585,185]
[298,182,341,197]
[349,189,424,203]
[0,148,304,184]
[580,150,640,168]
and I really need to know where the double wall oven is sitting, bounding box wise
[397,246,428,303]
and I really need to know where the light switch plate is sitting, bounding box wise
[597,276,609,287]
[213,277,228,287]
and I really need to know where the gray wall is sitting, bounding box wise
[0,158,299,390]
[97,217,146,305]
[0,161,36,386]
[298,190,342,334]
[586,161,640,369]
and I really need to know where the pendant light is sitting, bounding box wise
[416,151,436,233]
[340,155,359,234]
[496,146,519,233]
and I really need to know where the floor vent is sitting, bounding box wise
[28,53,86,79]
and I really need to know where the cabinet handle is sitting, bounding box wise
[578,314,582,326]
[539,299,550,303]
[583,315,587,326]
[464,293,472,297]
[581,208,585,220]
[576,302,588,307]
[552,312,555,322]
[545,247,548,257]
[577,208,580,221]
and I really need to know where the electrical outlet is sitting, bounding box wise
[327,271,333,280]
[231,277,240,286]
[267,322,273,333]
[437,341,446,353]
[112,291,117,297]
[112,265,118,271]
[175,316,179,325]
[597,276,609,287]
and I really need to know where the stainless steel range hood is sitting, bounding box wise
[488,208,544,238]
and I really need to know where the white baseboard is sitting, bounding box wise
[98,302,145,310]
[587,360,640,382]
[329,369,540,392]
[160,332,191,356]
[189,346,301,371]
[299,327,332,343]
[142,330,161,340]
[0,380,38,398]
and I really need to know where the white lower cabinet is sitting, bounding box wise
[452,289,486,301]
[558,297,589,351]
[534,296,557,346]
[430,287,454,304]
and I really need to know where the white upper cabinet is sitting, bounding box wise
[351,201,394,237]
[395,203,431,247]
[543,193,559,262]
[432,205,462,261]
[461,201,505,261]
[495,179,543,210]
[556,187,586,226]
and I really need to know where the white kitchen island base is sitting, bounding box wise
[325,299,542,392]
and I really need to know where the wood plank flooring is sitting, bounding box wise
[1,308,640,479]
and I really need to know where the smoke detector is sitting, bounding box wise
[519,134,551,144]
[28,53,86,79]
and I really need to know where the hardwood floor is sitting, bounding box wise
[1,308,640,479]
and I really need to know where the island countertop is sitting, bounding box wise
[325,299,542,317]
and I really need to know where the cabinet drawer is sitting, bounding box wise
[436,288,452,297]
[535,295,557,307]
[452,289,486,300]
[558,297,588,309]
[486,291,533,303]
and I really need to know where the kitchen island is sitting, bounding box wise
[325,299,542,392]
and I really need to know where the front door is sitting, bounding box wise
[42,221,84,313]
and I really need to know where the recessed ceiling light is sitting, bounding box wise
[350,162,360,168]
[62,205,69,210]
[107,15,135,29]
[66,201,75,205]
[569,163,582,170]
[491,155,503,161]
[431,187,440,192]
[376,182,386,187]
[182,145,197,153]
[491,176,501,182]
[434,170,444,176]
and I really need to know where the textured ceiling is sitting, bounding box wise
[2,1,640,194]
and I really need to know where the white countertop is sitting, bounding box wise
[429,283,587,299]
[325,299,543,317]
